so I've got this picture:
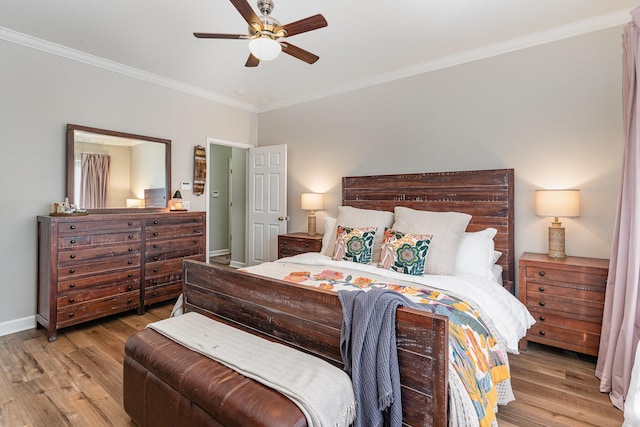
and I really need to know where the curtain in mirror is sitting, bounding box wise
[81,153,111,209]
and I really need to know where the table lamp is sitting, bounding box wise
[301,193,323,235]
[535,189,580,258]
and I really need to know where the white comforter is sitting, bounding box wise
[243,253,535,427]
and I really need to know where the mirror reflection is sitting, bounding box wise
[66,124,171,211]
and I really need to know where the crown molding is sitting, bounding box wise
[257,9,631,112]
[1,9,631,114]
[0,26,257,113]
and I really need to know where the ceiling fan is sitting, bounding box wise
[194,0,327,67]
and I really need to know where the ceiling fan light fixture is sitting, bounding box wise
[248,36,281,61]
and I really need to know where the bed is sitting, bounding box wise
[124,168,534,427]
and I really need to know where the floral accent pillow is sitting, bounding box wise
[379,228,432,276]
[332,226,377,264]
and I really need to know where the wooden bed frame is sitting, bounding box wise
[182,168,514,427]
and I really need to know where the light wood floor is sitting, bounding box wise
[0,302,624,427]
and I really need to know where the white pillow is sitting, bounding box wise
[320,216,337,255]
[392,206,471,275]
[493,250,503,264]
[323,206,394,264]
[454,228,497,279]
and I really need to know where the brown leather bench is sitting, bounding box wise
[123,328,307,427]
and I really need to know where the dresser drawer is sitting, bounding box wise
[146,236,204,253]
[58,254,141,279]
[58,243,141,265]
[146,247,205,263]
[523,265,607,287]
[145,258,184,277]
[146,215,204,228]
[144,282,182,305]
[57,291,139,328]
[57,282,140,308]
[58,269,140,293]
[57,219,141,235]
[58,231,141,249]
[146,223,205,240]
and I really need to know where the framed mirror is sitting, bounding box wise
[66,124,171,213]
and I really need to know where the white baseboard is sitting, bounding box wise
[229,261,246,269]
[209,249,230,257]
[0,315,36,337]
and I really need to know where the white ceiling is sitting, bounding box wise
[0,0,636,112]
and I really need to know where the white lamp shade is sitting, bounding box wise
[535,189,580,218]
[248,37,281,61]
[301,193,323,211]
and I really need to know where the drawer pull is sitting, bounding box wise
[193,228,198,233]
[69,283,75,288]
[193,218,198,222]
[538,271,545,277]
[69,269,75,274]
[282,249,288,254]
[70,240,76,244]
[539,316,545,321]
[539,330,545,336]
[70,254,76,259]
[70,225,76,230]
[153,244,158,248]
[127,285,133,291]
[128,260,133,265]
[128,247,133,252]
[153,280,158,285]
[69,298,75,303]
[539,301,545,307]
[128,222,133,226]
[69,313,74,318]
[153,256,159,261]
[153,268,158,273]
[305,243,310,248]
[127,298,133,303]
[128,273,133,278]
[153,220,158,224]
[153,232,158,236]
[153,292,158,297]
[538,286,545,292]
[128,235,134,239]
[283,241,288,245]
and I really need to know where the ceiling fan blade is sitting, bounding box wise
[245,54,260,67]
[277,14,327,38]
[194,32,250,39]
[280,42,319,64]
[230,0,263,30]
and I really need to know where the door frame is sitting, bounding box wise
[205,137,254,266]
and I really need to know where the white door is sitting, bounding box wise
[247,144,287,265]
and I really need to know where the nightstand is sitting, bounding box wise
[277,233,323,259]
[518,252,609,356]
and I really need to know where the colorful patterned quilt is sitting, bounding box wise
[283,268,507,427]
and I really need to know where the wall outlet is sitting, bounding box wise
[182,200,190,210]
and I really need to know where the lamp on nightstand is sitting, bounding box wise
[301,193,323,236]
[535,189,580,258]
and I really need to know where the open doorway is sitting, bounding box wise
[206,138,251,268]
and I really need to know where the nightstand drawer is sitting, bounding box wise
[527,307,603,333]
[524,265,607,287]
[278,233,323,259]
[527,323,601,354]
[525,280,605,303]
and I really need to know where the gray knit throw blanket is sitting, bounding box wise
[339,288,414,427]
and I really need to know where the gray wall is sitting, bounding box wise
[0,40,256,334]
[258,26,624,263]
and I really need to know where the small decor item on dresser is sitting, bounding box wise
[51,197,87,216]
[171,190,186,211]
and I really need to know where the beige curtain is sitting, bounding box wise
[81,153,110,209]
[596,7,640,411]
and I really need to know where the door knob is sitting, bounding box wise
[278,216,290,222]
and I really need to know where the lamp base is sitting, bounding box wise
[307,213,317,236]
[547,222,566,258]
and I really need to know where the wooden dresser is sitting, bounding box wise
[37,211,205,341]
[518,252,609,356]
[277,232,323,258]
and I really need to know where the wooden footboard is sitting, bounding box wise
[183,260,448,427]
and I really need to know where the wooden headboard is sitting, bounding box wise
[342,168,515,290]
